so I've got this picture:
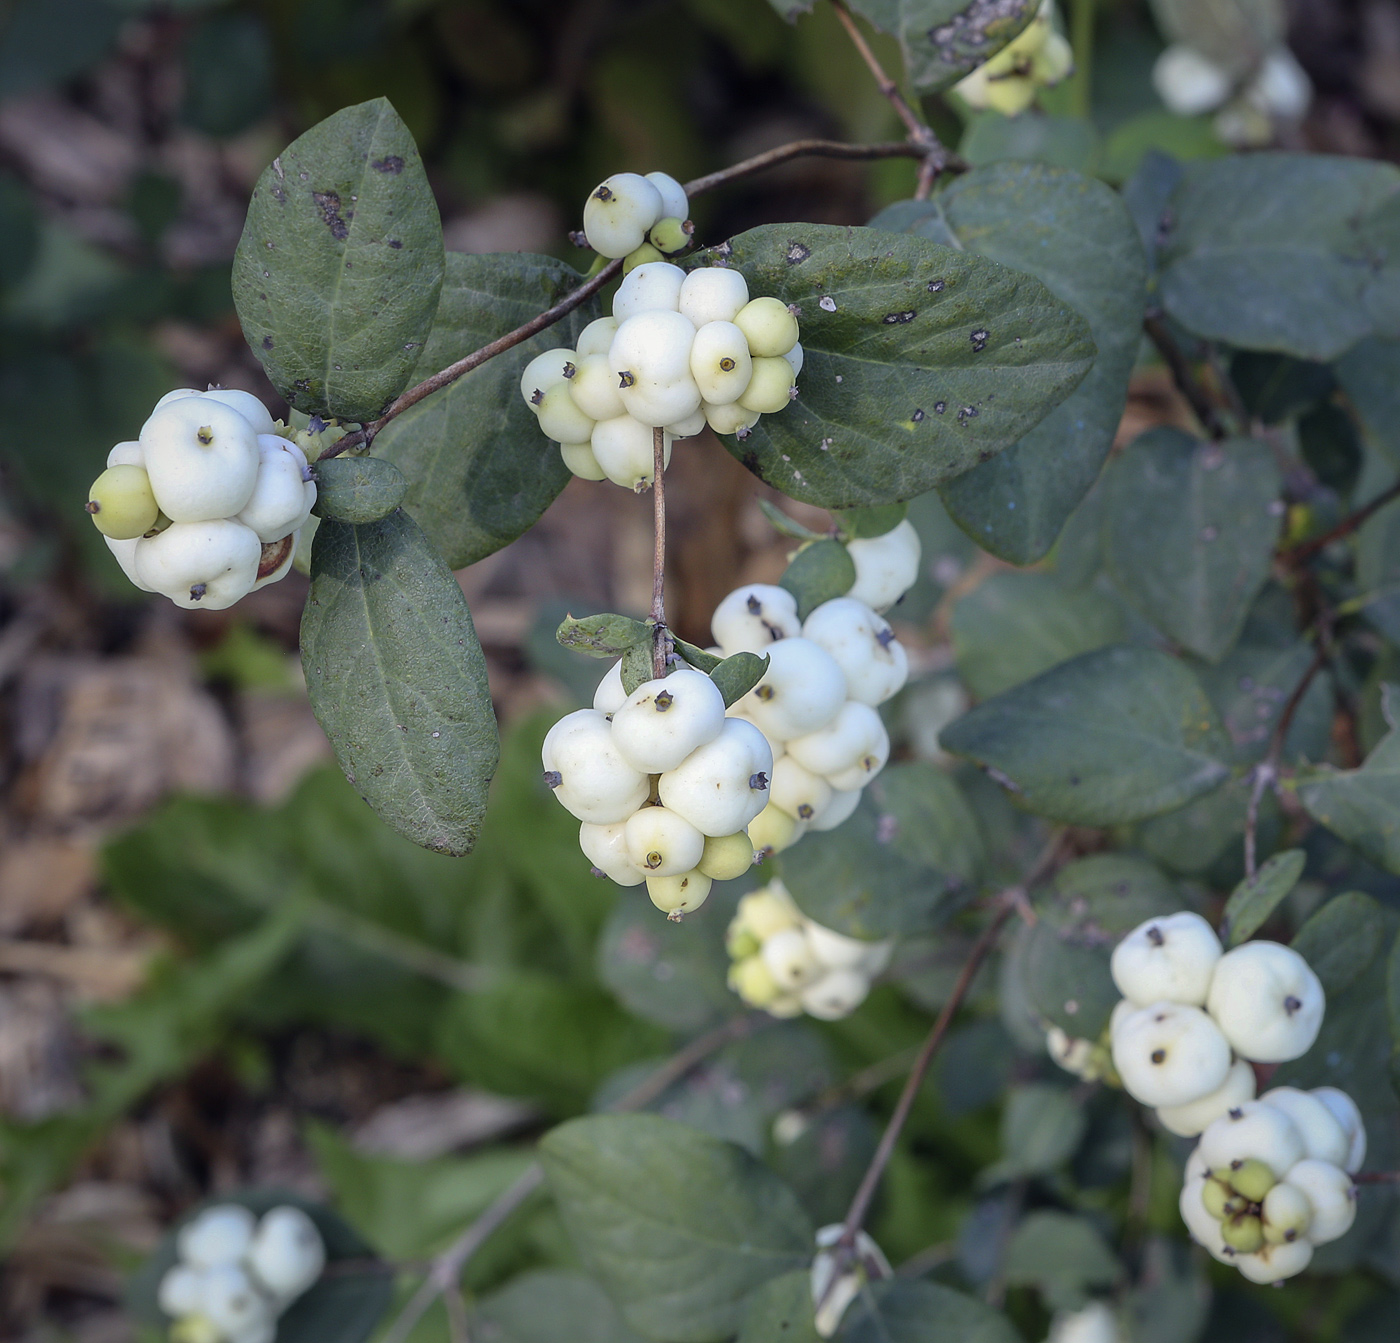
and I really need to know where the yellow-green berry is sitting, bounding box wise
[622,242,665,274]
[649,216,693,255]
[86,464,159,540]
[1221,1212,1266,1254]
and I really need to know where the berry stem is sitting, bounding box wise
[652,425,668,679]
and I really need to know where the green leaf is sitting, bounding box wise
[1220,849,1305,947]
[1011,918,1117,1038]
[1002,1210,1120,1312]
[836,502,907,538]
[301,511,500,855]
[780,539,857,620]
[757,498,827,541]
[374,250,599,567]
[1389,932,1400,1101]
[621,643,656,696]
[737,1270,820,1343]
[987,1084,1086,1181]
[673,637,723,674]
[1355,498,1400,645]
[476,1270,650,1343]
[875,164,1148,564]
[1047,853,1183,936]
[1158,153,1400,361]
[704,223,1096,507]
[232,98,445,421]
[940,645,1231,826]
[960,112,1101,175]
[951,572,1126,700]
[557,612,653,659]
[839,1280,1021,1343]
[539,1114,812,1343]
[778,765,982,939]
[127,1190,390,1343]
[712,652,771,709]
[844,0,1039,93]
[1298,730,1400,875]
[1336,336,1400,464]
[1102,430,1282,661]
[312,455,407,523]
[1195,641,1332,768]
[1291,891,1387,998]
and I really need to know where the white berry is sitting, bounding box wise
[594,659,627,713]
[135,519,262,610]
[246,1205,325,1304]
[1312,1087,1366,1172]
[762,927,821,990]
[576,317,619,358]
[610,669,726,773]
[519,348,576,409]
[703,400,761,435]
[734,637,847,742]
[541,708,650,823]
[612,261,686,320]
[611,310,696,384]
[711,583,801,654]
[200,1265,272,1339]
[1258,1087,1350,1167]
[1206,941,1324,1062]
[783,342,804,376]
[1235,1237,1314,1283]
[646,868,712,915]
[568,353,627,421]
[1282,1159,1355,1244]
[579,820,646,885]
[734,296,799,357]
[845,520,922,611]
[536,384,596,444]
[678,267,749,326]
[625,804,706,877]
[140,397,260,522]
[158,1265,206,1317]
[690,320,753,405]
[1198,1100,1307,1180]
[107,439,144,468]
[656,716,773,836]
[583,173,663,258]
[1111,910,1222,1007]
[801,597,907,706]
[237,435,315,543]
[808,786,862,832]
[738,356,796,414]
[591,415,672,490]
[1156,1056,1256,1138]
[786,699,888,781]
[619,375,702,429]
[200,388,279,436]
[666,406,707,438]
[644,170,688,221]
[800,968,871,1020]
[769,755,832,825]
[1178,1175,1234,1263]
[1110,1001,1232,1107]
[561,441,608,481]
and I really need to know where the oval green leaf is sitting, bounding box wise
[312,455,407,523]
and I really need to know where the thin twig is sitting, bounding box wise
[1143,310,1228,441]
[1354,1171,1400,1184]
[651,424,668,680]
[443,1282,470,1343]
[681,138,933,197]
[377,1012,770,1343]
[1288,478,1400,563]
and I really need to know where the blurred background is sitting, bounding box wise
[2,1,1400,1340]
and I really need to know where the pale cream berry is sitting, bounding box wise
[783,342,804,377]
[619,375,702,429]
[200,387,279,436]
[237,435,315,543]
[703,400,761,435]
[729,953,782,1007]
[845,520,922,612]
[804,920,890,975]
[748,800,805,855]
[690,321,753,405]
[612,261,686,321]
[711,583,801,654]
[1312,1088,1366,1172]
[1258,1087,1350,1167]
[732,883,804,943]
[579,821,646,886]
[593,659,627,714]
[644,170,689,221]
[807,786,862,832]
[1179,1175,1235,1263]
[140,397,260,523]
[107,439,144,468]
[536,385,595,444]
[1111,910,1222,1007]
[1261,1181,1313,1245]
[105,537,155,592]
[697,830,755,881]
[1156,1057,1256,1138]
[801,597,908,706]
[561,441,608,481]
[1206,941,1325,1062]
[666,407,707,438]
[738,356,797,414]
[733,637,847,742]
[1152,43,1232,116]
[1285,1159,1356,1244]
[157,1265,204,1317]
[245,1206,324,1304]
[656,716,773,836]
[590,415,673,490]
[646,868,712,915]
[541,708,650,824]
[787,700,889,783]
[678,267,749,326]
[800,968,871,1020]
[611,310,696,384]
[519,348,577,408]
[762,926,821,990]
[567,353,627,421]
[769,755,832,824]
[87,464,160,540]
[1234,1237,1314,1284]
[625,804,706,877]
[134,519,262,610]
[1198,1100,1307,1181]
[583,173,664,258]
[575,317,619,358]
[1047,1302,1120,1343]
[201,1265,274,1340]
[611,668,726,773]
[1110,1001,1232,1107]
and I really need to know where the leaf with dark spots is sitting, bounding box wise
[372,155,404,173]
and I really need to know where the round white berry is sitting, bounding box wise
[845,520,922,612]
[625,804,706,877]
[107,439,144,468]
[644,171,689,222]
[738,356,796,414]
[762,927,821,990]
[236,435,315,543]
[200,1265,272,1339]
[697,830,756,881]
[246,1205,325,1305]
[1178,1175,1235,1263]
[1111,910,1222,1007]
[536,385,596,444]
[612,261,686,321]
[135,519,262,610]
[1206,941,1325,1062]
[769,755,832,825]
[712,583,801,654]
[105,536,156,591]
[1285,1159,1356,1244]
[611,310,696,384]
[619,375,702,429]
[1047,1302,1120,1343]
[199,388,279,437]
[611,668,727,773]
[646,868,712,915]
[140,397,260,523]
[656,716,773,836]
[827,734,888,796]
[541,708,650,824]
[1156,1056,1257,1138]
[579,820,646,886]
[747,800,805,855]
[804,920,890,976]
[153,387,203,412]
[561,441,608,481]
[666,406,707,438]
[1234,1236,1314,1284]
[1110,1001,1232,1107]
[703,400,761,436]
[567,353,627,421]
[576,317,619,358]
[800,968,871,1020]
[158,1265,206,1317]
[1152,43,1233,117]
[678,267,749,326]
[734,296,799,358]
[1261,1179,1313,1244]
[1109,997,1138,1040]
[690,321,753,405]
[801,598,907,706]
[1259,1087,1350,1167]
[519,348,576,409]
[783,342,804,377]
[1198,1100,1307,1180]
[1312,1087,1366,1172]
[590,415,672,489]
[594,659,627,714]
[807,785,862,832]
[583,173,664,258]
[733,883,804,942]
[733,636,847,742]
[786,699,889,780]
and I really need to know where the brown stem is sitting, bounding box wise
[1354,1171,1400,1183]
[1143,311,1229,441]
[830,0,934,149]
[681,138,935,198]
[1288,478,1400,563]
[651,424,668,680]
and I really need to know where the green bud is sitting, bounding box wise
[622,242,665,274]
[1201,1177,1236,1221]
[87,464,160,540]
[1262,1181,1312,1244]
[649,216,693,255]
[1229,1158,1277,1204]
[726,927,761,961]
[1221,1213,1265,1254]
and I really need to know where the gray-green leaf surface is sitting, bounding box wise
[1298,730,1400,875]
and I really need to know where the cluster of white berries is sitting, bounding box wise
[88,388,315,610]
[953,1,1073,118]
[721,521,921,857]
[726,880,893,1022]
[1179,1088,1364,1282]
[543,665,772,918]
[520,171,802,489]
[157,1204,326,1343]
[1105,913,1325,1137]
[1153,43,1310,146]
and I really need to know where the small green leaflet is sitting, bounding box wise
[556,612,653,659]
[1291,891,1387,998]
[312,455,407,524]
[1297,729,1400,875]
[780,539,856,620]
[1219,848,1305,947]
